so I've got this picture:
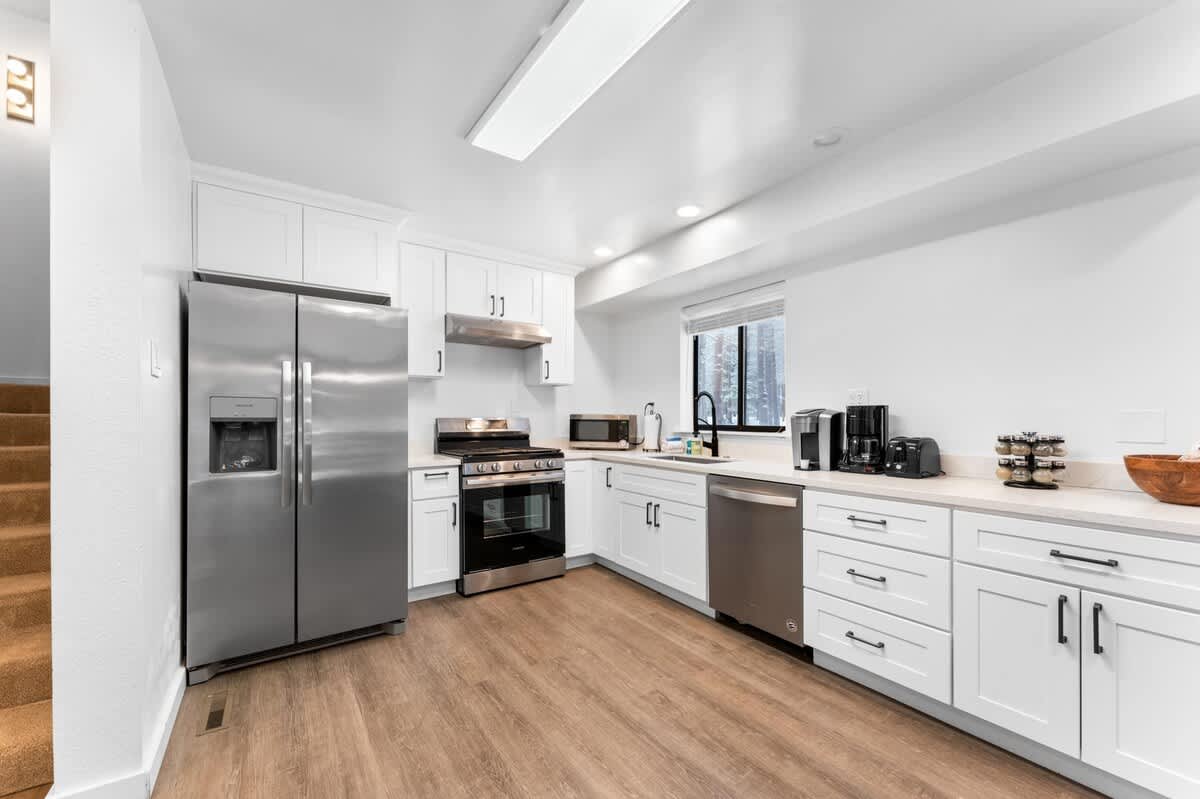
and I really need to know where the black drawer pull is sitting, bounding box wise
[847,515,887,526]
[423,471,449,479]
[1057,594,1068,644]
[1092,602,1104,655]
[846,568,886,584]
[1050,549,1118,568]
[645,501,653,526]
[845,630,885,649]
[605,466,612,488]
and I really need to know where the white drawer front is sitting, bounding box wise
[955,511,1200,612]
[411,467,459,501]
[803,490,950,556]
[615,463,706,507]
[804,588,951,703]
[803,532,951,630]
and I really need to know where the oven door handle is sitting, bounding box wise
[462,470,565,489]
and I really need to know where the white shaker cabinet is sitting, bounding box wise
[194,183,303,282]
[953,563,1081,757]
[565,461,592,558]
[616,490,659,578]
[445,252,497,317]
[399,244,447,379]
[410,467,460,589]
[1082,592,1200,799]
[655,499,707,602]
[495,262,542,324]
[527,271,574,386]
[302,206,397,293]
[592,462,618,561]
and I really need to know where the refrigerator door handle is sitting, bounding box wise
[301,361,313,505]
[281,360,294,507]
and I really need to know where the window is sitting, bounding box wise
[686,285,785,433]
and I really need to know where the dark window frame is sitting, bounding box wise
[692,321,785,434]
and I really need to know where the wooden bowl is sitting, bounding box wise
[1124,455,1200,506]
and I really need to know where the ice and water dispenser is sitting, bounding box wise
[209,396,277,473]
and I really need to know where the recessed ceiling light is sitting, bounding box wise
[675,204,701,219]
[812,128,845,148]
[5,87,27,107]
[468,0,695,161]
[593,246,614,258]
[6,58,28,78]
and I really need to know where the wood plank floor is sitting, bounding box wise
[154,566,1100,799]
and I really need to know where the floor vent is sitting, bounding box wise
[201,692,228,735]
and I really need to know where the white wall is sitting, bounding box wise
[51,1,191,797]
[0,7,49,381]
[409,311,614,451]
[605,152,1200,463]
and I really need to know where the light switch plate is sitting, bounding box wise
[149,339,163,379]
[848,388,870,405]
[1117,409,1164,443]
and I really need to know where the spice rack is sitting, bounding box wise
[996,432,1067,490]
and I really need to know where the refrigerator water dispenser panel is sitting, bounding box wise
[209,396,277,473]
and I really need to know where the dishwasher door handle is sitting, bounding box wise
[710,485,798,507]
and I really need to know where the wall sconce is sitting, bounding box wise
[6,55,35,124]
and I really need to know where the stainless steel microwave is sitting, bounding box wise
[569,414,641,450]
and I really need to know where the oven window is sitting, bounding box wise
[482,492,549,538]
[572,419,612,441]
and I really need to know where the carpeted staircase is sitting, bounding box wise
[0,384,52,799]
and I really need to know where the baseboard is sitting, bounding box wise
[0,375,49,385]
[592,557,715,618]
[812,651,1164,799]
[144,667,186,796]
[409,580,457,602]
[44,770,146,799]
[566,554,596,569]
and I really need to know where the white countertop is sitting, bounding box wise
[551,447,1200,540]
[409,453,461,469]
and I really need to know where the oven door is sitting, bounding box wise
[569,416,632,449]
[461,471,565,573]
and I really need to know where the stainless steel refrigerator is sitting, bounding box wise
[185,279,408,685]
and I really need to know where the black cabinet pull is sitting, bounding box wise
[845,630,884,649]
[1050,549,1118,568]
[645,502,652,526]
[490,294,496,315]
[653,503,661,528]
[847,515,887,526]
[451,501,457,528]
[1057,594,1068,644]
[545,360,550,380]
[437,349,443,373]
[500,296,505,317]
[1092,602,1104,654]
[606,466,612,488]
[846,568,886,584]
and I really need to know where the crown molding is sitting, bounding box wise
[396,227,586,276]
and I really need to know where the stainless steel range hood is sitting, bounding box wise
[444,313,552,349]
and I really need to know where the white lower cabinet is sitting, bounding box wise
[1081,592,1200,798]
[410,495,458,588]
[656,499,707,602]
[565,461,592,558]
[592,462,617,560]
[953,563,1081,756]
[616,490,659,577]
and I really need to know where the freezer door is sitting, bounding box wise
[186,281,298,668]
[296,296,408,641]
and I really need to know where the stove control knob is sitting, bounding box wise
[535,459,546,469]
[492,462,502,472]
[512,462,522,471]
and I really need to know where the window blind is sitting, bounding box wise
[681,282,785,335]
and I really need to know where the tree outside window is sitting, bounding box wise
[692,316,785,432]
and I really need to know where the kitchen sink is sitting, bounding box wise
[648,454,737,464]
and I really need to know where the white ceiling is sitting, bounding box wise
[141,0,1168,267]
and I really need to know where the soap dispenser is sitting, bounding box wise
[643,402,662,452]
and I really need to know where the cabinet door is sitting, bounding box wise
[565,461,592,558]
[528,271,574,385]
[445,252,496,317]
[953,563,1080,756]
[656,500,707,602]
[411,496,459,588]
[495,262,542,324]
[615,491,659,579]
[195,183,303,281]
[592,462,617,560]
[302,206,397,292]
[400,244,447,379]
[1082,592,1200,798]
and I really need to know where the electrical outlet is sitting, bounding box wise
[847,388,869,405]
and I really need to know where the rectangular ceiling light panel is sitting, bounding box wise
[468,0,693,161]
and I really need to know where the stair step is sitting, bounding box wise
[0,415,49,447]
[0,526,49,579]
[0,484,49,526]
[0,385,48,416]
[0,447,49,485]
[0,700,52,796]
[0,626,50,710]
[0,574,50,641]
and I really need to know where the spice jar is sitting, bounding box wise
[1052,442,1068,457]
[1010,464,1032,483]
[1033,435,1056,457]
[1052,459,1068,482]
[996,457,1013,481]
[995,435,1012,455]
[1033,458,1055,485]
[1010,436,1032,457]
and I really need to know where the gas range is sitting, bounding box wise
[438,445,565,477]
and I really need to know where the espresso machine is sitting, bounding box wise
[839,404,889,474]
[791,409,843,470]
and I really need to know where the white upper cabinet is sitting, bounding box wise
[495,262,542,324]
[301,206,397,293]
[527,271,574,386]
[195,183,303,282]
[399,244,446,379]
[445,252,498,317]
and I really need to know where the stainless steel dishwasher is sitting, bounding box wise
[708,475,805,647]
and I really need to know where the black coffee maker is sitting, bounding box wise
[839,405,888,474]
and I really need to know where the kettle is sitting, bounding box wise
[643,402,663,452]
